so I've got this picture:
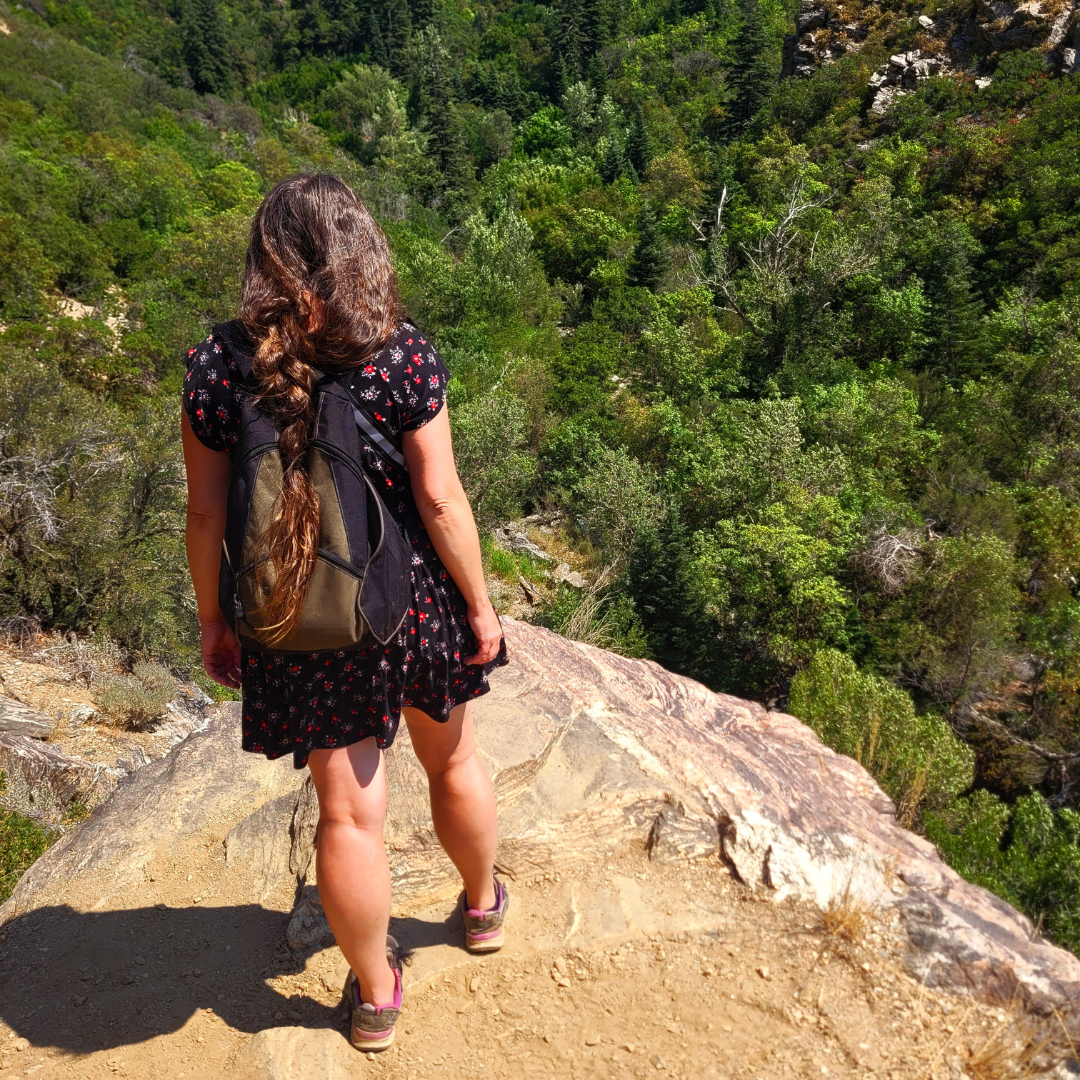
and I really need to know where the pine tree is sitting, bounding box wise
[408,0,434,29]
[554,0,587,83]
[368,10,390,68]
[720,0,773,140]
[624,103,652,177]
[382,0,412,73]
[181,0,234,96]
[415,27,476,219]
[599,136,623,184]
[626,202,668,291]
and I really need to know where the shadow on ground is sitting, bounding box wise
[0,900,463,1054]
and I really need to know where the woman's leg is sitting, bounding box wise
[307,737,397,1006]
[402,702,498,912]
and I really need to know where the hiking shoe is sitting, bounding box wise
[463,877,509,953]
[345,936,407,1052]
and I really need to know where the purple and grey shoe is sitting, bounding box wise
[345,935,407,1052]
[463,878,509,953]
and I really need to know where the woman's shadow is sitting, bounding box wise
[0,898,463,1053]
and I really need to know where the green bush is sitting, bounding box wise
[926,791,1080,954]
[1,773,56,903]
[789,649,974,826]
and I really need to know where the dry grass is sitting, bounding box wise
[962,1009,1050,1080]
[819,875,877,945]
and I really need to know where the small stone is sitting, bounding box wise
[918,14,934,27]
[13,1037,30,1051]
[134,957,145,965]
[585,1034,601,1046]
[553,957,568,976]
[273,1012,284,1021]
[469,977,481,993]
[650,1054,666,1070]
[757,965,770,980]
[287,1009,302,1022]
[192,897,202,904]
[621,1043,636,1054]
[73,996,87,1007]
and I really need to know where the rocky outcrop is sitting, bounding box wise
[4,618,1079,1019]
[0,684,212,827]
[784,0,1080,109]
[866,49,967,116]
[0,732,120,825]
[783,0,868,78]
[977,0,1076,52]
[0,694,55,739]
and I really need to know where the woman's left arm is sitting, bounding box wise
[181,409,242,688]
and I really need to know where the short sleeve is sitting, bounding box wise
[182,332,243,453]
[388,324,451,433]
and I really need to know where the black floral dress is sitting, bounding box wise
[183,322,508,768]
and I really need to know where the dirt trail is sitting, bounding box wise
[0,832,1011,1080]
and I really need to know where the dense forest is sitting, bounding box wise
[1,0,1079,944]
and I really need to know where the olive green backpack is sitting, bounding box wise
[213,320,412,654]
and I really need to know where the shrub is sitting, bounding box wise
[789,648,974,826]
[925,791,1080,955]
[93,660,176,730]
[1,772,56,902]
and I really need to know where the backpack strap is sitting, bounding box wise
[337,373,409,471]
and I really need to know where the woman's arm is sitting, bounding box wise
[403,407,502,665]
[181,409,242,688]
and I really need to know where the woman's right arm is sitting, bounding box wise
[181,409,242,688]
[403,406,502,666]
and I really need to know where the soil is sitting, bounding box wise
[0,834,1021,1080]
[0,639,210,801]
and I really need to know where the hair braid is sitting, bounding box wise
[238,174,401,643]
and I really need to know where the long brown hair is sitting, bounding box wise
[239,174,401,642]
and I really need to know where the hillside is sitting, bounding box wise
[0,0,1079,959]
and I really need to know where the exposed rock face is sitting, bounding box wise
[0,694,55,739]
[1,701,304,908]
[783,0,1079,110]
[783,0,868,78]
[868,50,953,116]
[0,686,212,827]
[0,732,120,825]
[4,618,1079,1018]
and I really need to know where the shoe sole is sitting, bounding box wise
[351,1027,395,1052]
[466,925,505,952]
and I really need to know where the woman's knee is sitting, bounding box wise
[308,739,387,833]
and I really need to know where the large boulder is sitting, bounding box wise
[4,618,1080,1018]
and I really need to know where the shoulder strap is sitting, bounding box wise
[335,372,408,471]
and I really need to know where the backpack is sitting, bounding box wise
[212,320,412,654]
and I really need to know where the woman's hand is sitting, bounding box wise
[465,601,503,666]
[201,618,242,689]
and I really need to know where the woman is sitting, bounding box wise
[181,173,509,1052]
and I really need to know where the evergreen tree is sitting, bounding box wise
[624,103,652,177]
[599,136,623,184]
[181,0,235,96]
[368,10,390,68]
[383,0,412,73]
[415,27,476,218]
[408,0,434,29]
[720,0,773,140]
[626,202,668,291]
[554,0,587,84]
